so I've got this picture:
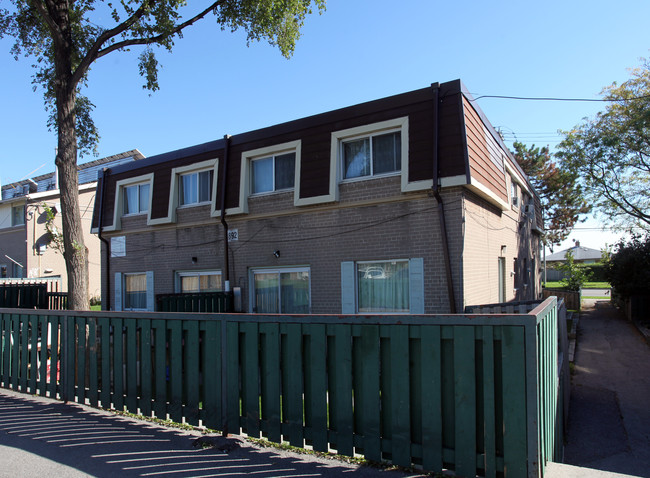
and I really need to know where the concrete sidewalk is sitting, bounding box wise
[0,388,421,478]
[549,299,650,478]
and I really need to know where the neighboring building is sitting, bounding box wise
[0,150,144,298]
[91,80,543,314]
[546,241,602,265]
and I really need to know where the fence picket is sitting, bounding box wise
[169,320,183,423]
[184,320,200,426]
[0,297,563,478]
[261,322,281,443]
[139,319,152,417]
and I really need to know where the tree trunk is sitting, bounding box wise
[52,2,89,311]
[55,94,89,311]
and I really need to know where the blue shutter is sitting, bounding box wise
[146,271,155,311]
[409,258,424,314]
[114,272,123,311]
[341,261,356,314]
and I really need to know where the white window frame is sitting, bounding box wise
[11,204,25,226]
[248,266,311,314]
[178,169,214,208]
[114,271,154,311]
[326,117,420,204]
[122,182,150,216]
[340,129,402,182]
[233,140,301,214]
[175,270,222,293]
[250,152,297,196]
[107,173,154,231]
[160,159,220,224]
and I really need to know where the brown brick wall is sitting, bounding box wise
[105,177,468,313]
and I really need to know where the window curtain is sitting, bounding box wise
[280,271,309,313]
[125,273,147,309]
[274,153,296,190]
[372,132,401,175]
[252,158,273,194]
[343,138,370,179]
[180,174,198,205]
[357,261,409,313]
[254,272,279,313]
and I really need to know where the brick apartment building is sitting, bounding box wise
[0,151,143,297]
[91,80,543,314]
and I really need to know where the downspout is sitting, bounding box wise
[220,135,231,292]
[431,83,457,313]
[97,168,111,310]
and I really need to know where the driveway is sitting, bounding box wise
[561,300,650,477]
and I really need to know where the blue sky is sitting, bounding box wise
[1,0,649,252]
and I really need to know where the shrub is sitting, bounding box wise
[557,250,592,291]
[605,234,650,298]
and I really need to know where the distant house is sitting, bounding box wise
[0,150,144,298]
[91,80,543,314]
[546,242,602,265]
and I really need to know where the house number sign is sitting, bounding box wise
[227,229,239,242]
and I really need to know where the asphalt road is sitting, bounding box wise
[581,288,611,298]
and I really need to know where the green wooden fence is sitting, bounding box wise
[156,291,233,312]
[0,297,563,477]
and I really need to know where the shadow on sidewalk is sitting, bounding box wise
[0,389,412,477]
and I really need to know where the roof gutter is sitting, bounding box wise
[431,83,457,313]
[97,168,111,310]
[220,135,231,292]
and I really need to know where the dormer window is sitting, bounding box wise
[251,152,295,194]
[179,170,213,206]
[342,130,401,180]
[123,183,150,215]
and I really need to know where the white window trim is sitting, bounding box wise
[105,173,154,232]
[327,117,425,201]
[115,271,154,311]
[339,129,403,184]
[122,182,150,217]
[248,266,311,313]
[151,159,219,225]
[233,140,301,214]
[175,270,222,293]
[177,169,214,209]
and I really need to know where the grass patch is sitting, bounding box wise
[583,296,610,300]
[90,305,102,311]
[543,281,611,290]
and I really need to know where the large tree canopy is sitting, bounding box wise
[0,0,325,309]
[556,58,650,232]
[513,141,590,245]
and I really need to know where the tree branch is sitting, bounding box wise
[71,0,155,88]
[96,1,223,59]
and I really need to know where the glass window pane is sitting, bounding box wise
[254,272,279,313]
[372,132,401,175]
[343,138,370,179]
[180,276,199,293]
[180,173,198,205]
[139,184,150,213]
[124,186,138,214]
[275,153,295,190]
[11,206,25,226]
[125,274,147,309]
[200,273,221,292]
[357,261,409,313]
[280,271,310,313]
[198,170,213,203]
[252,157,273,194]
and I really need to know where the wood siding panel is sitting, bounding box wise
[463,97,508,203]
[437,89,468,179]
